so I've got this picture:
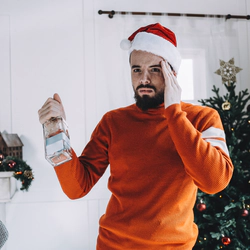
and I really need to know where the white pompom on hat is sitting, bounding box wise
[120,23,181,73]
[120,38,132,50]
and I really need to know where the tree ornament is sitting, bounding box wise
[196,200,206,212]
[222,100,231,110]
[8,160,16,168]
[241,209,249,217]
[214,58,242,85]
[221,236,231,245]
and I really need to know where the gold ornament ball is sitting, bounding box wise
[222,100,231,110]
[23,170,33,179]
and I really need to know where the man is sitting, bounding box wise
[38,23,233,249]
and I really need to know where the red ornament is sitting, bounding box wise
[8,160,16,168]
[222,236,231,245]
[241,209,249,217]
[196,202,206,212]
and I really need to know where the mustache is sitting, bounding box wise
[136,84,156,91]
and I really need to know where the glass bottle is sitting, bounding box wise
[43,117,72,166]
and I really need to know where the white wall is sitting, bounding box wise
[0,0,249,249]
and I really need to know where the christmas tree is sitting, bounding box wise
[193,59,250,249]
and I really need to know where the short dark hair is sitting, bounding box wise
[168,63,174,72]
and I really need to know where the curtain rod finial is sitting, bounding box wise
[108,10,115,18]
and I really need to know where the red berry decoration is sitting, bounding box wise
[196,202,206,212]
[222,236,231,245]
[8,160,16,168]
[241,209,249,217]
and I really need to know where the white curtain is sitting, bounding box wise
[91,13,249,124]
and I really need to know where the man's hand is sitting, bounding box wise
[160,60,182,109]
[38,93,66,124]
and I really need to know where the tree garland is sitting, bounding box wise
[0,153,34,191]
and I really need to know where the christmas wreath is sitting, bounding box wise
[0,153,34,191]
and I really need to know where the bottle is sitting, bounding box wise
[43,117,72,166]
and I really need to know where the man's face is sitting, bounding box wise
[130,50,165,111]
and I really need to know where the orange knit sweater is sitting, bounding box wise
[54,102,233,250]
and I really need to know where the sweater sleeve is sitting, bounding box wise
[164,103,234,194]
[54,114,110,199]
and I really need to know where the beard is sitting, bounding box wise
[134,84,164,111]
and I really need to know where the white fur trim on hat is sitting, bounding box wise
[127,32,181,73]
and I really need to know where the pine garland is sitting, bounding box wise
[0,154,34,191]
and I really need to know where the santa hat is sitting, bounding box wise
[120,23,181,73]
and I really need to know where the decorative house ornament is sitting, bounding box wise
[0,133,23,160]
[214,58,242,85]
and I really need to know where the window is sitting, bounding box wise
[178,59,194,100]
[178,49,206,104]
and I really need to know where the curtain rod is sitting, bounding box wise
[98,10,250,20]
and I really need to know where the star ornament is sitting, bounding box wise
[214,58,242,85]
